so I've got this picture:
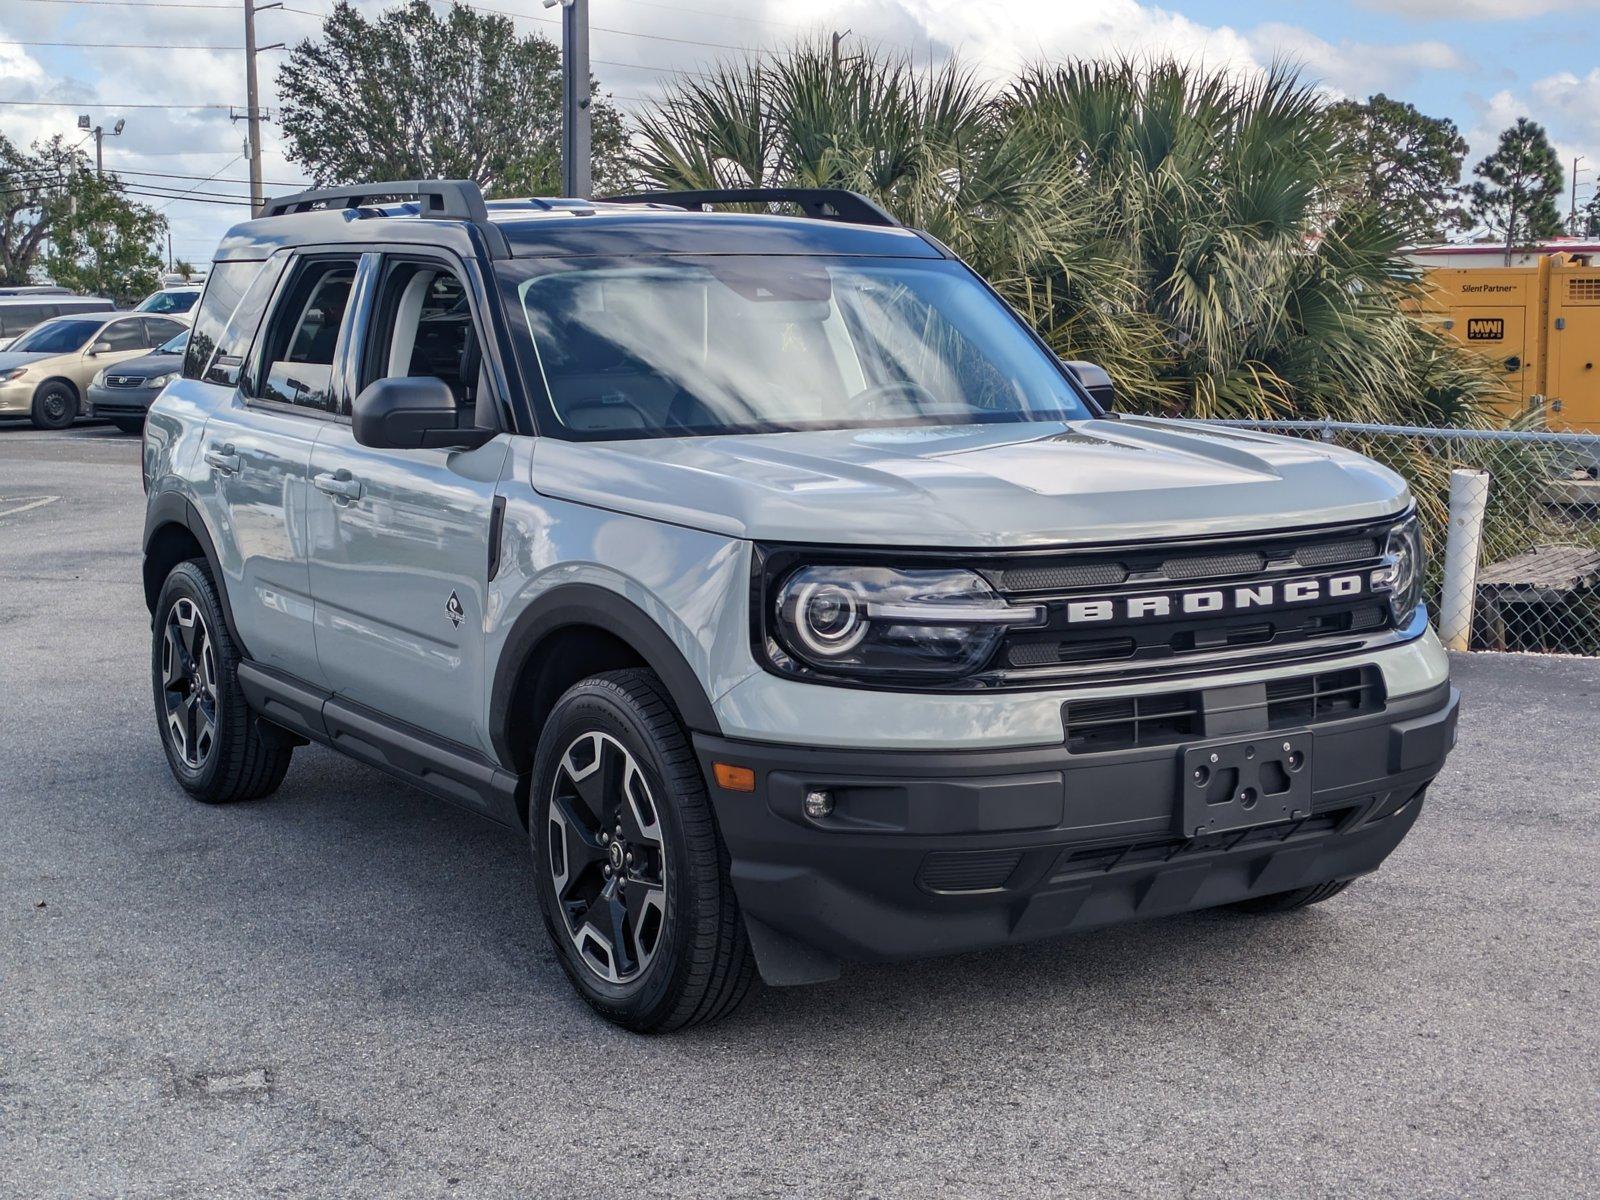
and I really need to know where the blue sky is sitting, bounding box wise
[2,0,1598,266]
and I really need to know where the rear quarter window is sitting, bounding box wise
[183,260,269,382]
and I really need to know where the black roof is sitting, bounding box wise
[215,183,944,262]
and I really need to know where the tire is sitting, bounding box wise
[30,381,78,430]
[530,668,755,1033]
[152,559,292,804]
[110,416,145,435]
[1229,878,1353,914]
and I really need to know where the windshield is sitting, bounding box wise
[157,331,189,354]
[506,257,1092,439]
[137,290,199,315]
[9,317,102,354]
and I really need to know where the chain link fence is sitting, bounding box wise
[1200,420,1600,657]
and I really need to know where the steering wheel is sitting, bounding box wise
[850,380,940,419]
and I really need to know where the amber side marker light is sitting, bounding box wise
[713,763,756,792]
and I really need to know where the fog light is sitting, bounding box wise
[803,789,834,820]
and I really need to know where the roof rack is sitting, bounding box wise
[599,187,901,228]
[259,179,510,256]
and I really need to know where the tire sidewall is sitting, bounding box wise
[152,562,229,795]
[529,681,700,1025]
[32,382,78,430]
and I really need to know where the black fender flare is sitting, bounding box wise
[142,489,247,654]
[489,583,722,767]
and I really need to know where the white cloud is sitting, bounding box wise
[1246,22,1467,97]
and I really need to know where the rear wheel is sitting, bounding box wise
[30,381,78,430]
[1230,878,1352,914]
[109,416,145,435]
[152,560,292,803]
[530,669,755,1033]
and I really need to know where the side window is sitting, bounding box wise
[361,258,489,425]
[203,255,286,388]
[0,305,44,337]
[143,317,186,347]
[182,260,267,381]
[98,319,146,352]
[251,256,358,413]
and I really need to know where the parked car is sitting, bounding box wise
[87,329,187,434]
[134,284,204,324]
[0,284,73,297]
[0,294,116,351]
[141,180,1458,1032]
[0,311,187,428]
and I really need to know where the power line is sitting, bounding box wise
[0,40,250,50]
[0,98,239,110]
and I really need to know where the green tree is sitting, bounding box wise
[628,46,1500,426]
[1326,93,1469,242]
[1469,117,1565,258]
[43,168,166,304]
[1579,191,1600,238]
[277,0,627,196]
[0,133,85,285]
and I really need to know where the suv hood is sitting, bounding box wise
[532,418,1409,548]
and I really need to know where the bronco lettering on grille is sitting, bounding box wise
[1064,572,1368,624]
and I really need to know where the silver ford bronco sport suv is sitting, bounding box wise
[142,181,1459,1032]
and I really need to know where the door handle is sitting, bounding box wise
[204,445,240,475]
[313,470,363,503]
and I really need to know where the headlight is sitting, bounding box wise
[770,565,1043,680]
[144,372,177,388]
[1372,512,1424,626]
[0,366,26,383]
[91,369,107,388]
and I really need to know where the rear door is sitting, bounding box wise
[201,252,358,685]
[304,252,510,751]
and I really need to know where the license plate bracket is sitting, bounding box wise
[1179,732,1314,838]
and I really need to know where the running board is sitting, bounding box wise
[236,661,524,829]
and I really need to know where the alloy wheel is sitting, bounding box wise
[547,731,668,985]
[161,597,218,769]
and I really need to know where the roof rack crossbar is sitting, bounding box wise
[262,179,491,221]
[599,187,901,228]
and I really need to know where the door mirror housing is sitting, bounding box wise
[1061,359,1116,412]
[351,376,494,451]
[88,340,113,357]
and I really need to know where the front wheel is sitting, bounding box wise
[530,669,755,1033]
[30,381,78,430]
[152,560,292,803]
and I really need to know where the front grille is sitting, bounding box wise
[1062,666,1385,753]
[1266,666,1384,726]
[988,519,1399,680]
[918,849,1023,893]
[103,375,145,388]
[1064,691,1202,753]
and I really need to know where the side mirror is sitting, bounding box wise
[351,376,494,451]
[88,340,113,357]
[1061,359,1116,412]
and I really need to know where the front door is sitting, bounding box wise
[305,255,510,752]
[206,252,358,684]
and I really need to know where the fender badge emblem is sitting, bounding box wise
[445,591,465,628]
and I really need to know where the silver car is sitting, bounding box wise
[140,181,1458,1032]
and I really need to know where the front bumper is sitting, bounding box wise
[695,681,1458,984]
[0,378,34,415]
[87,383,155,418]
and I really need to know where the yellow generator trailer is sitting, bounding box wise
[1415,254,1600,433]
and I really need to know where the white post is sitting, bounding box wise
[1440,468,1490,651]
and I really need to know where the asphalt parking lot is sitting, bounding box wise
[2,422,1597,1199]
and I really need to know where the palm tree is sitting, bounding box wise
[625,45,1502,426]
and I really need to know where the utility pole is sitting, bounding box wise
[831,28,850,72]
[1571,156,1588,235]
[78,114,124,179]
[545,0,590,198]
[241,1,282,216]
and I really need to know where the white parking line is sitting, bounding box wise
[0,496,60,520]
